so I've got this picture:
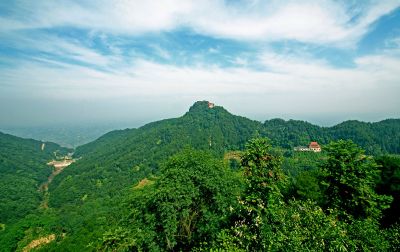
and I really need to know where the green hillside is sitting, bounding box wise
[0,101,399,251]
[0,132,70,223]
[47,101,400,215]
[49,101,263,208]
[264,118,400,154]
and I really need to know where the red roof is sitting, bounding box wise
[309,142,320,148]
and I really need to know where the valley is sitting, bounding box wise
[39,157,77,209]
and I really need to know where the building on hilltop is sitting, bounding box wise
[294,141,321,152]
[309,142,321,152]
[208,102,215,108]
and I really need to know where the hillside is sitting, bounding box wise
[329,119,400,154]
[0,101,399,250]
[264,118,400,154]
[0,132,70,223]
[49,101,400,208]
[1,101,264,249]
[49,101,263,207]
[47,101,400,221]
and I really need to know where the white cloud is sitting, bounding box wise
[1,1,400,125]
[1,0,399,47]
[0,32,122,68]
[232,57,249,67]
[150,44,172,60]
[1,48,399,119]
[384,36,400,54]
[208,47,219,54]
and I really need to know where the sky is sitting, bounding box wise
[0,0,400,128]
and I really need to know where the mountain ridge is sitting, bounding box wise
[2,101,398,150]
[45,101,399,209]
[1,101,399,250]
[75,101,400,155]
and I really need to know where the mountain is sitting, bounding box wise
[75,101,263,156]
[1,101,399,250]
[329,119,400,154]
[263,118,400,154]
[7,101,264,249]
[0,132,70,223]
[49,101,263,207]
[48,101,400,212]
[263,118,328,149]
[3,102,398,214]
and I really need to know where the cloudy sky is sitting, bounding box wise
[0,0,399,127]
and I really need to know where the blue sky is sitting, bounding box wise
[0,0,399,127]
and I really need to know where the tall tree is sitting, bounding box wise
[375,155,400,226]
[232,138,286,250]
[117,149,240,251]
[321,140,392,220]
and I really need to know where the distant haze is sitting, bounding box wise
[1,1,399,128]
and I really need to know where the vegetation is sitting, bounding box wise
[97,138,398,251]
[376,155,400,227]
[0,132,70,224]
[321,140,392,220]
[0,101,399,251]
[264,118,400,155]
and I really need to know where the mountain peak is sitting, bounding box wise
[185,101,231,118]
[188,100,215,112]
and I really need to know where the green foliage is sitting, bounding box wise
[104,149,241,251]
[375,155,400,226]
[1,102,399,251]
[100,227,136,252]
[282,151,326,204]
[155,150,240,250]
[345,218,389,251]
[241,138,286,200]
[0,132,70,224]
[264,118,400,155]
[281,151,324,176]
[212,138,356,251]
[264,119,328,149]
[291,170,325,204]
[224,138,287,250]
[330,119,400,155]
[49,101,261,208]
[321,140,392,220]
[43,103,399,250]
[384,223,400,251]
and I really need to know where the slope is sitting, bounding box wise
[49,101,264,208]
[2,101,398,250]
[48,102,400,209]
[264,118,400,154]
[0,132,70,224]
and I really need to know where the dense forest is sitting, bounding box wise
[264,118,400,154]
[0,132,70,225]
[0,101,399,251]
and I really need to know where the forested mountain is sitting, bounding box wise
[0,101,263,249]
[49,101,263,207]
[75,101,263,157]
[46,101,400,223]
[264,118,328,149]
[330,119,400,154]
[0,132,70,223]
[264,118,400,154]
[0,101,399,251]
